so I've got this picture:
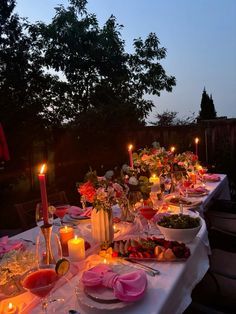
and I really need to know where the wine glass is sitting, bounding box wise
[54,204,70,225]
[35,203,54,227]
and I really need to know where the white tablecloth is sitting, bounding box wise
[1,174,230,314]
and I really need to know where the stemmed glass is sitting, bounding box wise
[35,203,54,227]
[21,264,60,313]
[53,204,70,225]
[139,206,157,235]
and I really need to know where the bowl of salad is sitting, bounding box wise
[157,214,201,243]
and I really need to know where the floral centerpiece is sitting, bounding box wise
[78,170,127,246]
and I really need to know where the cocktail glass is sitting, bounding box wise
[21,265,62,313]
[139,206,157,235]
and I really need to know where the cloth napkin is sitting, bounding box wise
[68,206,92,217]
[0,236,23,256]
[82,264,147,302]
[203,174,221,182]
[187,186,209,194]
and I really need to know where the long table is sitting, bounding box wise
[0,174,230,314]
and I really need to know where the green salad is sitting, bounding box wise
[158,214,201,229]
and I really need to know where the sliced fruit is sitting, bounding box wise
[164,248,176,261]
[154,245,164,257]
[55,258,70,276]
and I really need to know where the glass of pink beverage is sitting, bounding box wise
[21,265,60,313]
[54,204,70,225]
[139,206,157,234]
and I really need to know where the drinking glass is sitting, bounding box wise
[54,204,70,225]
[35,203,54,227]
[139,206,157,235]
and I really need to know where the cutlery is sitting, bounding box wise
[20,238,35,245]
[119,259,157,277]
[124,258,160,275]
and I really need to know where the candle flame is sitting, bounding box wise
[74,235,78,240]
[170,146,175,153]
[40,164,46,174]
[128,144,133,151]
[152,174,156,178]
[8,303,13,310]
[104,258,107,264]
[195,137,199,144]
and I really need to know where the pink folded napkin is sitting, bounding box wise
[68,206,92,217]
[0,236,23,256]
[187,186,209,194]
[82,264,147,302]
[203,174,221,182]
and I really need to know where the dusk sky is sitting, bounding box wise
[15,0,236,122]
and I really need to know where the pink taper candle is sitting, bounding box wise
[128,144,134,168]
[195,137,199,157]
[38,164,49,225]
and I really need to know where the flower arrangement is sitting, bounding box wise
[78,170,127,214]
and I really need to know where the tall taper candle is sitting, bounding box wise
[128,144,134,168]
[195,137,199,157]
[38,164,49,225]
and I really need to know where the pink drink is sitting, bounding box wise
[22,269,58,298]
[55,206,68,219]
[140,206,156,220]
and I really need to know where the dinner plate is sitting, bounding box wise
[164,195,202,207]
[186,191,208,197]
[76,264,134,310]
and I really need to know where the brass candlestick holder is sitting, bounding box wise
[40,224,56,265]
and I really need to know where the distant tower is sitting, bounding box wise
[198,88,217,120]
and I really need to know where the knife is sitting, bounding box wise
[124,258,160,275]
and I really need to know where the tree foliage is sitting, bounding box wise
[198,88,217,120]
[150,110,196,126]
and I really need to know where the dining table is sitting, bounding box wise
[0,173,231,314]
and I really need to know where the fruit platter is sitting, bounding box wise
[108,237,191,262]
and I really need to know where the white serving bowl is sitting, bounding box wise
[157,221,201,243]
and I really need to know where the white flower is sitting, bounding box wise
[128,176,139,185]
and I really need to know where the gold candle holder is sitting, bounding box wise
[40,224,55,265]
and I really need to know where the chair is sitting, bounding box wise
[15,191,69,231]
[184,228,236,314]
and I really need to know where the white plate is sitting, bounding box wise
[164,195,202,207]
[76,264,138,310]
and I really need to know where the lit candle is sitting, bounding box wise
[149,174,160,192]
[59,226,74,257]
[68,235,85,262]
[170,146,176,153]
[128,144,134,168]
[103,258,107,264]
[4,303,17,314]
[195,137,199,156]
[38,164,49,225]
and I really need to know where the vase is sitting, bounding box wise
[91,208,114,248]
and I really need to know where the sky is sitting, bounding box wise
[15,0,236,122]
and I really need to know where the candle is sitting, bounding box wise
[68,235,85,262]
[149,174,160,192]
[190,172,197,185]
[4,303,17,314]
[38,164,49,225]
[59,226,74,256]
[170,146,176,153]
[128,144,134,168]
[195,137,199,156]
[103,258,107,264]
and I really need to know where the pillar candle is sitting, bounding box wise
[68,236,85,261]
[38,164,49,225]
[59,226,74,256]
[128,144,134,168]
[149,174,160,192]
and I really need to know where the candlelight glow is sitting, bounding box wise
[40,163,46,174]
[8,303,13,310]
[151,174,156,178]
[195,137,199,144]
[170,146,176,153]
[74,235,78,240]
[103,258,107,264]
[128,144,133,151]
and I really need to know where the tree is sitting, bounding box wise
[198,88,217,120]
[28,0,176,130]
[150,110,196,126]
